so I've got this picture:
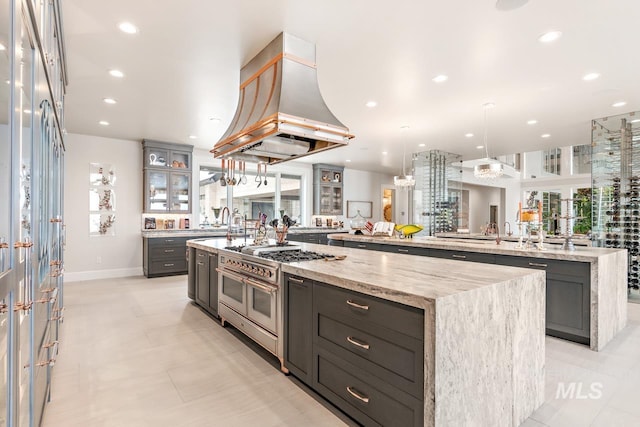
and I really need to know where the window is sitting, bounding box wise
[544,148,561,175]
[572,144,591,174]
[199,165,302,226]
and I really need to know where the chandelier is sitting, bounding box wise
[394,126,415,188]
[474,102,504,179]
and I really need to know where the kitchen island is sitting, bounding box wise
[187,238,545,427]
[328,233,628,351]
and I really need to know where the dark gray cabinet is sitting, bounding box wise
[284,276,425,427]
[495,255,591,344]
[287,232,343,245]
[380,244,430,256]
[190,249,219,317]
[143,237,189,277]
[284,274,314,384]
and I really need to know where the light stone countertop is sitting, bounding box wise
[435,232,592,246]
[327,233,623,263]
[187,238,544,308]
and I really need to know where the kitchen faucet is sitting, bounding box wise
[504,221,512,237]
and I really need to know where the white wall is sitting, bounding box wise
[64,133,143,281]
[64,136,394,280]
[464,183,502,233]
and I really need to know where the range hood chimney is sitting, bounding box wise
[212,32,354,165]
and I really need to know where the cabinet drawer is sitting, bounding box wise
[344,241,381,251]
[314,283,424,340]
[495,255,589,276]
[315,349,423,427]
[150,246,186,259]
[317,314,423,398]
[147,237,188,247]
[429,249,496,264]
[150,259,187,274]
[381,245,429,256]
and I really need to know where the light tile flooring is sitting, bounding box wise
[43,276,640,427]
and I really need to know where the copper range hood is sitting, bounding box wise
[212,32,354,165]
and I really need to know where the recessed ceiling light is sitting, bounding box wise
[109,69,124,78]
[188,135,197,139]
[365,101,377,108]
[541,133,551,138]
[23,109,31,114]
[209,117,221,123]
[345,159,352,163]
[103,98,117,104]
[527,119,538,125]
[465,133,474,138]
[418,143,426,147]
[99,120,110,126]
[382,151,388,155]
[0,43,5,51]
[118,22,138,34]
[400,125,410,130]
[482,102,496,109]
[538,31,562,43]
[612,101,627,108]
[476,145,484,149]
[432,75,448,83]
[582,72,600,81]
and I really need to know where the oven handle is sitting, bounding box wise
[215,267,246,284]
[245,277,278,294]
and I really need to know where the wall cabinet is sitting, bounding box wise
[313,164,344,215]
[142,140,193,213]
[284,274,425,427]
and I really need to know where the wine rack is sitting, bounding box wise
[591,111,640,301]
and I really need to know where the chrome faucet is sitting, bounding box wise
[504,221,512,237]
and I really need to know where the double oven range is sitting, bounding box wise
[216,244,327,372]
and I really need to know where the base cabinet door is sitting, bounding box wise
[283,274,313,384]
[207,253,219,317]
[495,255,590,344]
[195,250,210,308]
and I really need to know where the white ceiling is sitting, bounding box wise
[62,0,640,174]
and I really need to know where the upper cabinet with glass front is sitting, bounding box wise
[142,140,193,213]
[313,164,344,215]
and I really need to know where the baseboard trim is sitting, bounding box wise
[64,267,144,282]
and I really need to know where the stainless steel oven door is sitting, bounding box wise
[217,268,246,315]
[245,277,278,335]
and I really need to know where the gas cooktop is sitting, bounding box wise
[258,250,329,263]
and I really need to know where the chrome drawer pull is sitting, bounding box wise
[346,300,369,311]
[245,278,277,294]
[289,277,304,284]
[164,249,175,253]
[163,263,175,267]
[357,244,367,248]
[346,386,370,404]
[346,336,370,350]
[452,254,466,259]
[397,249,409,253]
[197,261,204,266]
[528,262,548,268]
[165,239,175,243]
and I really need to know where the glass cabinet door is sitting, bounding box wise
[170,172,190,212]
[145,147,168,168]
[147,171,168,211]
[331,187,342,213]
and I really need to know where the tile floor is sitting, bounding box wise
[42,276,640,427]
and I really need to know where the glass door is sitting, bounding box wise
[170,172,190,212]
[147,171,168,211]
[0,0,13,424]
[219,271,246,315]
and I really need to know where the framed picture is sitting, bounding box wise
[347,200,373,218]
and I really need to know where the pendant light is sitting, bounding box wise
[394,125,415,188]
[474,103,504,179]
